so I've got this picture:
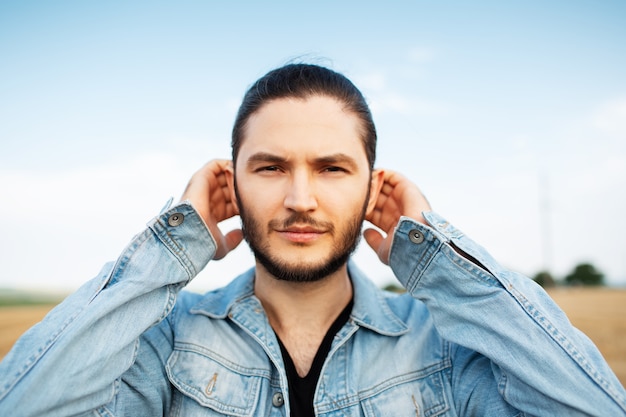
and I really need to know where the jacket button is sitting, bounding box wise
[272,392,284,407]
[408,229,424,244]
[167,213,184,227]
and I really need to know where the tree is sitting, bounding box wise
[533,271,556,288]
[382,283,406,294]
[564,263,605,286]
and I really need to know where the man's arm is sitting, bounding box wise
[0,160,241,416]
[365,169,626,416]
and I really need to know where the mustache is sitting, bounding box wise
[269,212,334,232]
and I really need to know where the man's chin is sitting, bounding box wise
[254,253,349,283]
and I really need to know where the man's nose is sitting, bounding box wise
[283,172,318,212]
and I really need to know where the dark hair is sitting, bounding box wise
[231,63,377,169]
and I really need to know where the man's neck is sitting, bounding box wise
[253,262,353,376]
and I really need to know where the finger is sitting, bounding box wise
[209,186,235,220]
[363,228,382,250]
[366,194,402,232]
[198,160,237,222]
[226,226,243,245]
[363,228,389,265]
[379,181,396,198]
[214,229,244,260]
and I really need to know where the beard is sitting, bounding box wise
[235,181,369,283]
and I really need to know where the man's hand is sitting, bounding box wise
[180,160,243,260]
[364,169,431,265]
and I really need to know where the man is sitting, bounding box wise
[0,63,624,416]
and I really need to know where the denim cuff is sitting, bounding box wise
[388,214,447,293]
[148,201,216,280]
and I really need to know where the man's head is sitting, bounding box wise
[231,63,377,170]
[226,64,383,283]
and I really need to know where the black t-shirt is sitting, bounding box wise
[276,300,353,417]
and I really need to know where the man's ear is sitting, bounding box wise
[365,168,385,216]
[224,161,240,214]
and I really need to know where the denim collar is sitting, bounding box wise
[190,260,409,337]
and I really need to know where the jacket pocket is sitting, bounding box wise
[166,348,266,416]
[360,370,450,417]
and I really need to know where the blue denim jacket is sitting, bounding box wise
[1,202,624,416]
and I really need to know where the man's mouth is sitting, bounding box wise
[276,225,326,243]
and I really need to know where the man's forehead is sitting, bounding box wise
[237,96,368,163]
[246,96,358,127]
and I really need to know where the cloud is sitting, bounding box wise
[406,46,437,63]
[0,153,187,218]
[0,153,193,289]
[368,92,447,118]
[353,71,388,92]
[352,49,447,119]
[592,98,626,137]
[354,71,444,115]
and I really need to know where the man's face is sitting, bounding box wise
[230,95,381,282]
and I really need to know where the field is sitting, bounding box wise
[546,287,626,386]
[0,288,624,387]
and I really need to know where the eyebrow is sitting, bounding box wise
[246,152,288,165]
[313,153,359,170]
[246,152,359,170]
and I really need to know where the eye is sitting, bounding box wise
[255,165,282,173]
[322,166,347,173]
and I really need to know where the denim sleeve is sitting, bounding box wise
[389,212,626,416]
[0,201,216,417]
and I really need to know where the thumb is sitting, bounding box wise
[213,229,244,260]
[363,228,389,265]
[224,229,244,252]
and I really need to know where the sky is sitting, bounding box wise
[1,0,625,293]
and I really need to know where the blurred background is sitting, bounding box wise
[1,0,625,294]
